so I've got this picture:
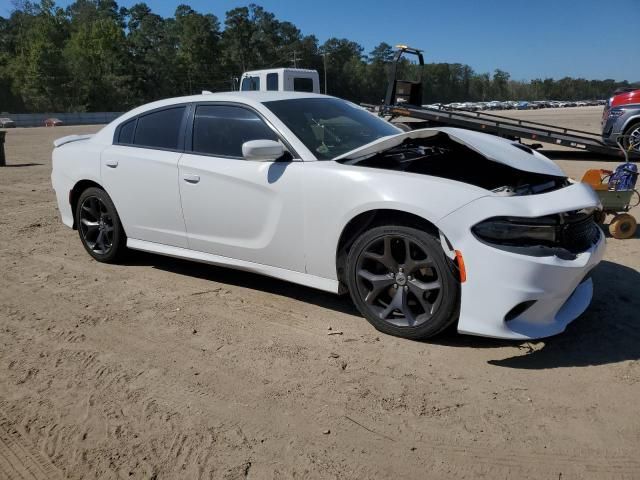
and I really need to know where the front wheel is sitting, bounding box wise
[622,121,640,154]
[346,225,460,340]
[75,187,126,263]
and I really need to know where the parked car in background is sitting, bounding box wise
[45,118,63,127]
[0,117,16,128]
[602,88,640,153]
[459,102,479,111]
[51,91,604,340]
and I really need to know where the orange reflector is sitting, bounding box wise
[455,250,466,283]
[393,108,411,116]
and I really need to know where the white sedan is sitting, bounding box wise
[51,92,605,340]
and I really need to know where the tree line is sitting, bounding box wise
[0,0,637,113]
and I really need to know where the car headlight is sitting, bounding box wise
[472,210,598,253]
[472,217,557,245]
[608,109,625,118]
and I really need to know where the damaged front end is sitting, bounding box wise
[337,127,602,259]
[336,129,569,196]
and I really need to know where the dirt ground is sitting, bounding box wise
[1,108,639,479]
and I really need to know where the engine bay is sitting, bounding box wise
[338,132,569,195]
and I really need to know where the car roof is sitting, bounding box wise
[91,91,335,144]
[139,90,327,111]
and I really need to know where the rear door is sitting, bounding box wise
[101,105,189,248]
[178,103,305,272]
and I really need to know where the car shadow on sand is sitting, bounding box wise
[122,251,360,317]
[2,162,43,167]
[123,253,639,369]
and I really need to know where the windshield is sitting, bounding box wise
[263,97,401,160]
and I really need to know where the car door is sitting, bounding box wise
[101,105,189,248]
[178,103,305,272]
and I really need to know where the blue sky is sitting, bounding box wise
[1,0,638,81]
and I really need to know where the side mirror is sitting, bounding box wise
[242,139,284,161]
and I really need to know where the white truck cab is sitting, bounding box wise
[239,68,320,94]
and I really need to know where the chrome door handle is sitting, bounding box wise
[105,159,118,168]
[183,174,200,184]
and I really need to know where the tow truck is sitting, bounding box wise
[373,45,636,159]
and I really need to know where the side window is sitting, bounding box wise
[117,118,136,144]
[133,106,186,150]
[266,73,278,91]
[192,105,278,158]
[240,76,260,91]
[293,77,314,92]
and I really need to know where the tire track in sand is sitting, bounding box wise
[0,412,62,480]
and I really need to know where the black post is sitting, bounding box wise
[0,130,6,167]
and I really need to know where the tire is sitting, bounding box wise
[609,213,637,239]
[622,121,640,154]
[346,225,460,340]
[75,187,126,263]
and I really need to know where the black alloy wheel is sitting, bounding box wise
[346,225,459,340]
[76,187,126,262]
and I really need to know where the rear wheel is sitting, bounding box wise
[75,187,126,262]
[346,225,460,340]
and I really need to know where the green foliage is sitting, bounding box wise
[0,1,637,112]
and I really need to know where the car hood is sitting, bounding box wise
[333,127,565,177]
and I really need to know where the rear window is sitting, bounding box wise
[293,77,314,92]
[133,107,185,150]
[117,119,136,144]
[266,73,278,91]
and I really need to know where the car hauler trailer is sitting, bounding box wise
[377,45,637,159]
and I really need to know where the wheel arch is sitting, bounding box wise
[622,115,640,132]
[69,179,105,229]
[335,209,441,291]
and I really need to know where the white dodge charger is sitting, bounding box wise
[51,92,605,340]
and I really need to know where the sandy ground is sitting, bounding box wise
[0,109,639,479]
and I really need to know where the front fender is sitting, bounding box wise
[622,113,640,132]
[302,161,487,280]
